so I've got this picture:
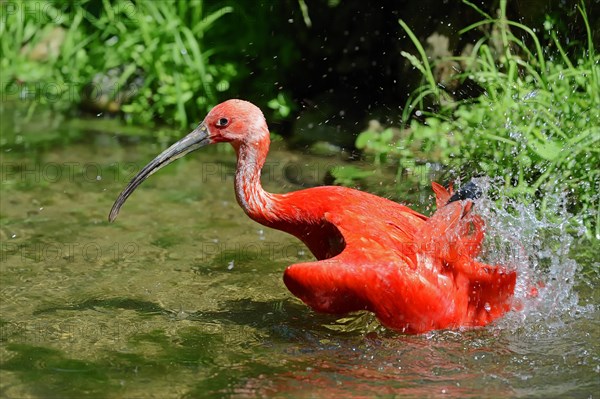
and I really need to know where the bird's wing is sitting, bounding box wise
[282,247,464,332]
[415,197,517,322]
[284,207,463,330]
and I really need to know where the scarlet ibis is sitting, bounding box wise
[109,99,516,334]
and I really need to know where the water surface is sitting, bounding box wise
[0,114,598,398]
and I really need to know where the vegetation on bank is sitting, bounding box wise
[1,0,238,128]
[352,0,599,237]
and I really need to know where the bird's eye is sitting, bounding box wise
[216,117,229,127]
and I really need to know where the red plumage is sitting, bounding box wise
[110,99,517,334]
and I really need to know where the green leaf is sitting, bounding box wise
[355,131,378,149]
[529,139,562,161]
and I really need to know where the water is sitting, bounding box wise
[0,115,598,398]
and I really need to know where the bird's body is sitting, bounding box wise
[110,99,517,334]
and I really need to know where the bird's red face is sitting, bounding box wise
[109,99,267,221]
[202,99,268,145]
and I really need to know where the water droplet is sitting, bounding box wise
[106,36,119,46]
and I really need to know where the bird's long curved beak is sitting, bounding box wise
[108,123,210,222]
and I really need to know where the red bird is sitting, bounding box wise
[109,99,516,334]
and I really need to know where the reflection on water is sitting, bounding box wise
[0,116,598,398]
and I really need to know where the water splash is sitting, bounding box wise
[470,176,595,331]
[321,176,595,336]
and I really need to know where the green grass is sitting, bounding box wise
[1,0,235,130]
[353,0,599,238]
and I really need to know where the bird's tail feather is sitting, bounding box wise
[419,183,517,324]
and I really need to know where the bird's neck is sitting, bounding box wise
[233,138,279,225]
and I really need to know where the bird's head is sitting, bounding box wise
[108,99,268,222]
[204,99,268,145]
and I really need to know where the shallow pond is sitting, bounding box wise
[0,113,598,398]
